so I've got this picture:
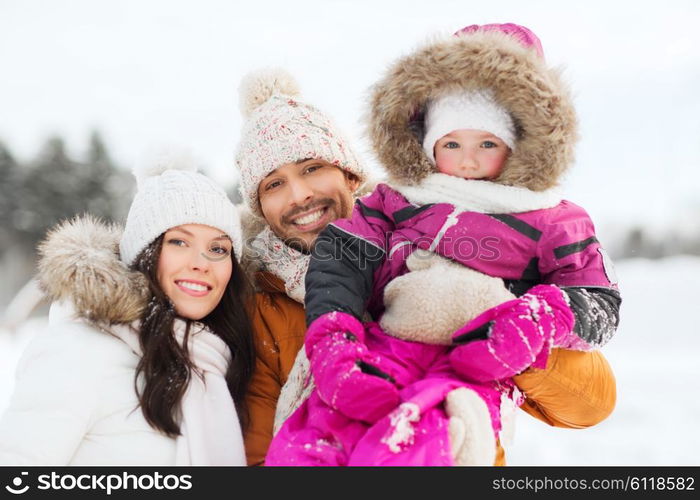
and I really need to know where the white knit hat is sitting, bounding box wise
[422,89,516,164]
[119,154,242,266]
[235,68,367,214]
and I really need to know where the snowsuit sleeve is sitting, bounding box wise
[0,323,101,465]
[305,185,396,326]
[536,201,621,349]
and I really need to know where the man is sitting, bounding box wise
[234,69,616,465]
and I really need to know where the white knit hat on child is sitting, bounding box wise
[119,154,242,266]
[422,89,517,164]
[235,68,367,214]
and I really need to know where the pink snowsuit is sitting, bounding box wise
[267,22,621,466]
[267,319,507,466]
[265,183,619,466]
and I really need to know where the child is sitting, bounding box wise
[267,23,621,466]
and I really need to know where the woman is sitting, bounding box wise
[0,161,255,465]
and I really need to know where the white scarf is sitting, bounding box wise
[392,173,562,213]
[250,226,310,304]
[112,320,246,466]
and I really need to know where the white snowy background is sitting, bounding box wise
[1,0,699,465]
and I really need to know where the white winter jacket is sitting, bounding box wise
[0,216,245,465]
[0,304,176,465]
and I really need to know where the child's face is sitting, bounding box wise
[433,129,510,180]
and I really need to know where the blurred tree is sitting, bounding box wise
[83,131,133,221]
[620,227,645,258]
[0,142,20,255]
[13,133,134,254]
[1,132,138,315]
[13,136,81,248]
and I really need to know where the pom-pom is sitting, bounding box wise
[239,68,301,118]
[132,146,198,186]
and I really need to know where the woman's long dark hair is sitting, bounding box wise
[132,234,256,437]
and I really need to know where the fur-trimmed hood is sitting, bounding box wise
[367,29,578,190]
[37,215,149,326]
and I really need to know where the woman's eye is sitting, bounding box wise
[443,141,460,149]
[167,238,186,247]
[210,246,230,256]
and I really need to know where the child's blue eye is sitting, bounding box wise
[443,141,460,149]
[167,238,186,247]
[481,141,497,148]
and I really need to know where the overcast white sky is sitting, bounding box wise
[1,0,699,233]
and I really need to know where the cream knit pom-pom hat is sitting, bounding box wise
[234,68,367,214]
[120,152,242,265]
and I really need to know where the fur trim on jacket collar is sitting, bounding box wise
[37,215,149,326]
[392,173,561,214]
[367,29,578,190]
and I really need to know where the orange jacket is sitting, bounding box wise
[244,271,616,466]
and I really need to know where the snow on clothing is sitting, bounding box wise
[305,25,621,347]
[0,217,246,465]
[271,27,621,465]
[379,249,517,346]
[285,152,621,466]
[268,177,611,465]
[245,270,617,466]
[266,313,509,465]
[307,176,619,347]
[267,245,525,465]
[244,218,617,466]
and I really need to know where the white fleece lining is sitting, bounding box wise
[392,173,561,214]
[446,387,497,465]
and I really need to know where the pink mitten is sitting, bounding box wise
[306,312,400,423]
[449,285,575,382]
